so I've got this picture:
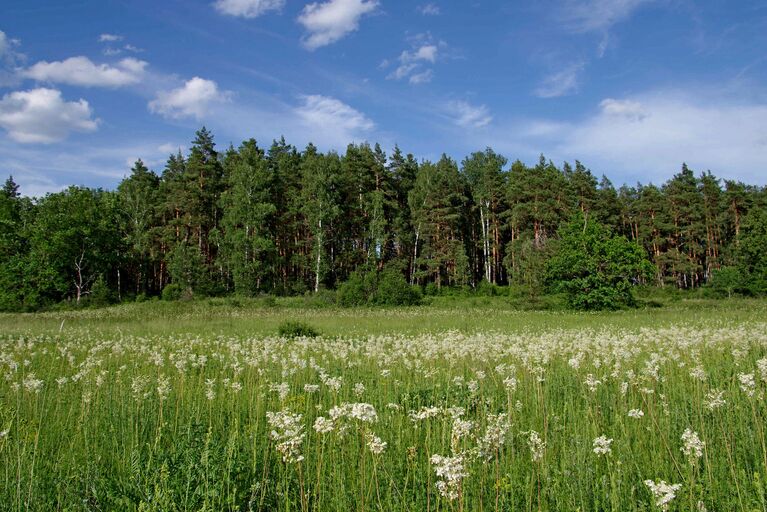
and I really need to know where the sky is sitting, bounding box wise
[1,0,766,196]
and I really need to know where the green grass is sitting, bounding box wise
[1,298,766,511]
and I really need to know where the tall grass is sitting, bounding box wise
[1,302,766,510]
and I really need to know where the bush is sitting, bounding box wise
[277,320,319,338]
[89,275,114,307]
[161,283,183,301]
[546,214,654,310]
[372,268,422,306]
[337,267,421,307]
[707,267,743,298]
[337,271,369,306]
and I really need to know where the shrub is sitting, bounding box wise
[161,283,183,301]
[277,320,319,338]
[372,268,422,306]
[546,214,654,310]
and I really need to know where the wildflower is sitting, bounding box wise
[354,382,365,397]
[205,379,216,401]
[704,389,726,410]
[430,454,467,501]
[628,409,644,419]
[477,413,509,460]
[680,428,704,464]
[503,376,517,393]
[592,435,613,456]
[156,375,171,400]
[689,365,707,382]
[266,410,305,464]
[528,431,545,462]
[757,358,767,381]
[271,382,290,401]
[366,433,387,455]
[23,373,44,394]
[644,479,681,511]
[313,416,334,434]
[304,384,319,393]
[584,374,601,392]
[738,373,756,397]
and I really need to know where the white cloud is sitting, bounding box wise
[99,33,123,42]
[149,77,230,120]
[213,0,285,18]
[0,30,25,86]
[295,94,374,143]
[495,89,767,184]
[534,62,584,98]
[418,3,440,15]
[388,41,440,84]
[0,88,98,143]
[599,98,647,121]
[409,69,433,84]
[446,100,492,128]
[560,0,654,33]
[22,56,147,87]
[297,0,379,50]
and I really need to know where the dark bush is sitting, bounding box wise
[278,320,319,338]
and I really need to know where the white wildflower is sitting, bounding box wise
[680,428,704,464]
[628,409,644,419]
[430,454,467,501]
[644,479,682,511]
[592,435,613,456]
[266,410,305,464]
[528,431,545,462]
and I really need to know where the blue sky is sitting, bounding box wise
[1,0,766,196]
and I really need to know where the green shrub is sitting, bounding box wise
[337,270,375,306]
[372,268,422,306]
[277,320,319,338]
[161,283,183,301]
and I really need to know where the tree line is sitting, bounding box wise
[1,127,765,311]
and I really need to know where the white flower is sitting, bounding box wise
[644,479,682,511]
[584,374,601,393]
[266,410,305,464]
[704,389,726,410]
[22,373,44,394]
[270,382,290,401]
[304,384,319,393]
[313,416,334,434]
[430,454,467,501]
[528,431,545,462]
[354,382,365,397]
[628,409,644,419]
[366,433,387,455]
[738,373,756,397]
[592,435,613,456]
[680,428,704,464]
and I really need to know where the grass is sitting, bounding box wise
[1,297,766,511]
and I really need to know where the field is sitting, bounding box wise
[1,298,767,511]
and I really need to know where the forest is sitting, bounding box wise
[1,127,765,311]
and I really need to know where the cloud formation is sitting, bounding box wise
[213,0,285,18]
[559,0,654,33]
[387,37,442,84]
[534,62,584,98]
[22,56,147,87]
[0,88,98,143]
[297,0,379,50]
[418,3,440,15]
[295,94,374,143]
[446,100,492,128]
[149,77,230,119]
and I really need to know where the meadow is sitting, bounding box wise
[1,297,767,511]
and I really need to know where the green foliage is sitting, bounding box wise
[89,275,114,307]
[708,266,743,298]
[737,209,767,295]
[337,267,421,306]
[161,283,184,301]
[277,320,319,338]
[546,214,654,310]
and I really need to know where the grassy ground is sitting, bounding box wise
[1,298,766,511]
[1,295,765,338]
